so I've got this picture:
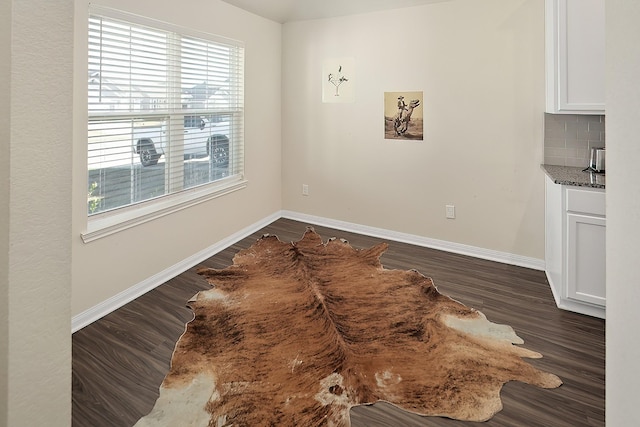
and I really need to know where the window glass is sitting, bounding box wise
[87,12,244,216]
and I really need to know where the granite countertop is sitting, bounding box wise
[541,164,606,189]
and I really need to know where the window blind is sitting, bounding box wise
[87,10,244,216]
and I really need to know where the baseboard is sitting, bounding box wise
[71,212,281,333]
[546,268,606,319]
[73,210,545,332]
[281,210,545,271]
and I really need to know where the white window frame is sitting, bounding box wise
[82,6,246,243]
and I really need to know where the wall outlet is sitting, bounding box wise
[302,184,309,196]
[445,204,455,219]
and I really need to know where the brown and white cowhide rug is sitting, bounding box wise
[135,228,561,427]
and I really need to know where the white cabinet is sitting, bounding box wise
[567,213,606,305]
[544,176,606,318]
[545,0,605,114]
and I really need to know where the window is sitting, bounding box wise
[85,7,244,240]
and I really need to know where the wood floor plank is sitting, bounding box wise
[72,218,604,426]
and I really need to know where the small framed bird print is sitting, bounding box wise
[322,58,355,103]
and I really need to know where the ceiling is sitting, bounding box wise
[220,0,448,23]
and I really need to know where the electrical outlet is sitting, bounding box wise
[445,205,455,219]
[302,184,309,196]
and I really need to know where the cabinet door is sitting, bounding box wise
[566,213,606,306]
[546,0,605,113]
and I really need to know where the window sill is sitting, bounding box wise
[81,178,247,243]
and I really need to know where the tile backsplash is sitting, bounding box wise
[544,113,606,167]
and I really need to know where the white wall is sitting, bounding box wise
[72,0,282,316]
[0,1,12,426]
[0,0,10,422]
[606,0,640,424]
[3,1,74,425]
[282,0,546,260]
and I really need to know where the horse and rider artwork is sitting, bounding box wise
[384,91,423,140]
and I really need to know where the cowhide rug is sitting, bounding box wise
[135,228,562,427]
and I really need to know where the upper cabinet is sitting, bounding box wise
[545,0,605,114]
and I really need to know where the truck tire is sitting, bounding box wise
[138,139,159,167]
[208,135,229,166]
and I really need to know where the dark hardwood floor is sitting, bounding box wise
[72,218,605,427]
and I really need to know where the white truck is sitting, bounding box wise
[133,115,230,167]
[88,74,231,169]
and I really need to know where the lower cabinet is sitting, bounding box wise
[566,213,606,306]
[545,176,606,318]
